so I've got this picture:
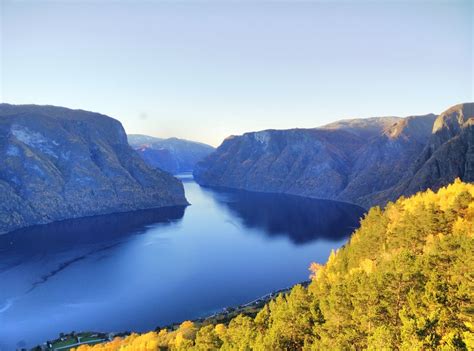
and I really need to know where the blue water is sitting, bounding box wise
[0,175,365,350]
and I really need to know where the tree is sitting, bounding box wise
[72,180,474,351]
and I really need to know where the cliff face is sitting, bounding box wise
[194,128,363,200]
[370,103,474,204]
[410,103,474,186]
[194,111,442,208]
[0,104,188,234]
[343,114,438,207]
[128,134,215,174]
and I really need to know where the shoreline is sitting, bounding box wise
[33,280,311,351]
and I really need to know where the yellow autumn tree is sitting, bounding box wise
[73,180,474,351]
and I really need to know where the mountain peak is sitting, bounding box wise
[432,102,474,135]
[383,114,437,142]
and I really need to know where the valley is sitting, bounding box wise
[0,176,363,350]
[3,2,472,349]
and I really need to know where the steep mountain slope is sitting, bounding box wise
[342,113,437,207]
[370,103,474,205]
[0,104,188,234]
[194,112,437,207]
[195,128,364,200]
[128,134,214,174]
[405,103,473,188]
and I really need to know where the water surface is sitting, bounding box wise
[0,176,365,350]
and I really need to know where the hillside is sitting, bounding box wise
[0,104,188,234]
[128,134,214,174]
[371,103,474,206]
[73,180,474,350]
[196,128,365,201]
[340,113,439,207]
[194,110,438,207]
[321,116,402,138]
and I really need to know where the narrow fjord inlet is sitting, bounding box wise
[0,176,364,349]
[1,1,472,349]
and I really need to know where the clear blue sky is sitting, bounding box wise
[1,0,472,146]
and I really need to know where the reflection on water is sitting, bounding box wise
[203,187,364,244]
[0,206,186,258]
[0,177,364,350]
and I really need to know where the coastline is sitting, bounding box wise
[33,280,311,351]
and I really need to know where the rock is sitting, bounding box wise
[194,106,458,208]
[195,128,363,200]
[322,116,402,138]
[371,102,474,204]
[0,104,188,234]
[342,113,437,207]
[128,134,214,174]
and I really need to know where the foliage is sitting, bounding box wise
[73,180,474,350]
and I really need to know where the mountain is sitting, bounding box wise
[322,116,402,138]
[69,180,474,350]
[339,113,438,207]
[194,128,363,200]
[194,110,439,207]
[0,104,188,235]
[372,102,474,204]
[128,134,215,174]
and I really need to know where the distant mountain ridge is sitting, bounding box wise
[0,104,188,234]
[128,134,214,174]
[194,103,473,207]
[321,116,402,138]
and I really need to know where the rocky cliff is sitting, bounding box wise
[370,102,474,205]
[128,134,215,174]
[0,104,188,234]
[194,128,363,200]
[340,113,438,207]
[194,106,458,208]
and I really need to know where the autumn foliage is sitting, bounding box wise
[73,180,474,350]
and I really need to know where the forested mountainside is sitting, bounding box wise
[195,102,473,208]
[0,104,188,234]
[128,134,214,174]
[73,180,474,351]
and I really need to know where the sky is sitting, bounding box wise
[0,0,472,146]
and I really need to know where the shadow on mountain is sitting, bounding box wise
[203,186,365,245]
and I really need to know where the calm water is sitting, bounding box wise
[0,175,365,350]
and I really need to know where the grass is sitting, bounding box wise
[51,339,77,348]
